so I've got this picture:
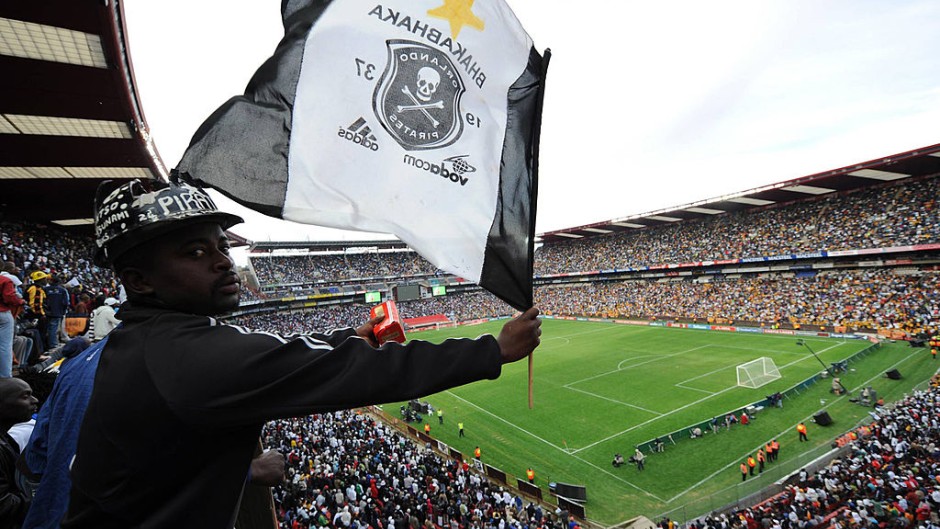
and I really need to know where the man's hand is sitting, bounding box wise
[496,307,541,364]
[249,450,285,486]
[355,315,385,347]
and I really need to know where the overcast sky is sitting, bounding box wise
[124,0,940,243]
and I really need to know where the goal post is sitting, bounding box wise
[736,357,781,389]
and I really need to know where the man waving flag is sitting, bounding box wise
[176,0,550,311]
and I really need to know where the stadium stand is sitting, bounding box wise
[3,174,939,529]
[685,384,940,529]
[264,410,569,529]
[534,176,940,277]
[6,2,938,527]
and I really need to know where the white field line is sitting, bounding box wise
[568,345,712,387]
[664,345,919,503]
[569,342,848,454]
[677,342,846,389]
[570,384,737,454]
[674,384,717,395]
[564,385,664,415]
[446,390,665,502]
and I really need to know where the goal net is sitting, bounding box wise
[736,357,781,389]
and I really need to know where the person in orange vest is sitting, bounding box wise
[474,446,481,459]
[747,455,756,476]
[424,423,431,436]
[757,449,765,473]
[797,422,808,442]
[771,439,780,461]
[526,467,535,483]
[740,462,748,481]
[932,348,937,360]
[765,441,774,463]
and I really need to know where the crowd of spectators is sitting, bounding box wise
[245,177,938,295]
[251,252,441,286]
[228,304,373,334]
[3,177,939,527]
[1,222,118,295]
[264,410,569,529]
[226,292,516,334]
[534,176,939,276]
[232,267,937,338]
[534,269,939,335]
[688,384,940,529]
[1,222,129,377]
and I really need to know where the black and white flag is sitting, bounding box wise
[177,0,549,310]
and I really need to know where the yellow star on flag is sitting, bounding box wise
[427,0,484,40]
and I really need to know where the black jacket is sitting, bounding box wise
[64,302,501,528]
[0,431,29,528]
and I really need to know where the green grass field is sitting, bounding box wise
[384,319,939,525]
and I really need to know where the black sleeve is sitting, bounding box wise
[146,313,502,428]
[0,441,29,525]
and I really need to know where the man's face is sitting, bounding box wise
[136,222,241,315]
[0,378,38,424]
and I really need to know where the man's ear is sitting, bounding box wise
[119,268,155,297]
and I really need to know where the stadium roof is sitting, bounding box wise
[4,1,939,250]
[539,142,940,244]
[0,0,167,226]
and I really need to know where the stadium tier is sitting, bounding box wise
[3,171,939,528]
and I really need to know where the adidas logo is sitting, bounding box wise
[338,117,380,151]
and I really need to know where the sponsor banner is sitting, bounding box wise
[763,329,796,335]
[667,322,688,329]
[736,326,763,333]
[711,325,736,332]
[829,333,864,340]
[649,322,666,327]
[741,256,767,263]
[688,323,711,330]
[613,319,649,326]
[793,251,826,259]
[885,259,913,266]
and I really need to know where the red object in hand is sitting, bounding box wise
[371,300,406,344]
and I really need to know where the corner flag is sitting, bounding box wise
[176,0,549,311]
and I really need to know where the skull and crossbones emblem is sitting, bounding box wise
[397,67,444,128]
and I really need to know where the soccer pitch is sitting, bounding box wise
[385,319,936,524]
